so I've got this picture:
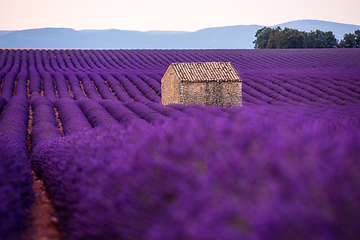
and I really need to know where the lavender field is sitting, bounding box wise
[1,48,360,239]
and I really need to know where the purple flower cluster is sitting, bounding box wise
[30,96,62,148]
[76,72,102,100]
[63,72,87,100]
[0,135,34,240]
[0,95,33,240]
[28,50,42,95]
[123,101,170,125]
[99,72,134,102]
[144,101,188,120]
[98,100,149,126]
[114,74,145,100]
[54,98,92,134]
[53,72,72,99]
[0,95,29,151]
[126,74,161,101]
[0,50,21,99]
[88,72,117,100]
[0,50,16,87]
[76,98,119,127]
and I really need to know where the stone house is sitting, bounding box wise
[161,62,242,107]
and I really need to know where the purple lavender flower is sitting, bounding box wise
[0,135,34,240]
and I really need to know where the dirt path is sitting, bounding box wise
[23,172,62,240]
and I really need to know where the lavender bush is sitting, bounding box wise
[76,98,119,127]
[0,135,34,240]
[0,96,33,240]
[54,98,92,134]
[30,96,62,148]
[76,72,102,101]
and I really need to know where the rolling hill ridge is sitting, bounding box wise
[1,20,359,49]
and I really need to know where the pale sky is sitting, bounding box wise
[1,0,359,31]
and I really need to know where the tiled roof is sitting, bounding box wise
[170,62,240,82]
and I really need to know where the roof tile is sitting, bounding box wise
[170,62,240,82]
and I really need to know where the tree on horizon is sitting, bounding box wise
[339,30,360,48]
[253,27,337,49]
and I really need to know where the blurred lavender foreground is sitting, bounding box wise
[0,96,33,240]
[30,107,360,240]
[0,48,359,239]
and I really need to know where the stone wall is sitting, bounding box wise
[180,81,242,107]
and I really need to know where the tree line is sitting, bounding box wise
[253,27,360,49]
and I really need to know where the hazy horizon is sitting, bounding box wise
[1,19,360,33]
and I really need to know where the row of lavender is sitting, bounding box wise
[1,48,358,72]
[0,95,33,239]
[0,48,360,239]
[0,49,359,106]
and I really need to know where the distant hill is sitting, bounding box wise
[275,20,360,40]
[0,20,359,49]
